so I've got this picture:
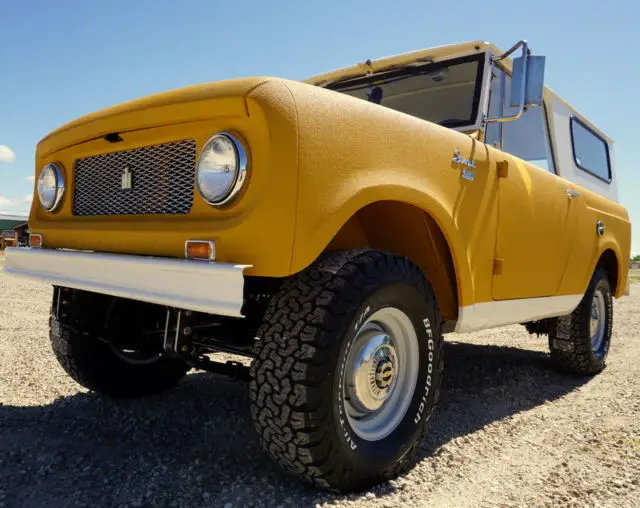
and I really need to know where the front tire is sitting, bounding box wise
[249,250,444,492]
[50,290,190,398]
[548,269,613,375]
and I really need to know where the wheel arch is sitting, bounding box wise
[594,248,620,296]
[317,200,462,321]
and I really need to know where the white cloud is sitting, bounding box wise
[25,175,35,182]
[0,145,16,164]
[0,194,32,212]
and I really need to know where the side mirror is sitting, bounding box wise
[510,54,546,108]
[486,40,546,125]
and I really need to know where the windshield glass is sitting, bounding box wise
[327,54,485,129]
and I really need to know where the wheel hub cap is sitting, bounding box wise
[375,358,395,389]
[348,332,398,412]
[590,289,606,353]
[590,301,599,337]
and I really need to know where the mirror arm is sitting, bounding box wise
[485,105,526,124]
[492,40,528,62]
[485,40,529,125]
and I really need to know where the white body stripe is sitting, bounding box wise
[454,294,583,333]
[3,248,585,332]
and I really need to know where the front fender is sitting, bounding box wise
[282,79,497,308]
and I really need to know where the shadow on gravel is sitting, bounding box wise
[423,340,591,453]
[0,341,591,508]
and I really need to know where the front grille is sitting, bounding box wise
[73,139,196,216]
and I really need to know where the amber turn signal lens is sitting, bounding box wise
[29,234,43,248]
[185,240,215,261]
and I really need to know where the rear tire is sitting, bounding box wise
[249,249,444,492]
[548,269,613,375]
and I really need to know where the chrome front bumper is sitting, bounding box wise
[3,248,251,317]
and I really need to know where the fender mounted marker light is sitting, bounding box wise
[185,240,215,261]
[29,234,43,248]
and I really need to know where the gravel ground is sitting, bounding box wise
[1,254,639,508]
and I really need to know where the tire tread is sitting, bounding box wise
[548,269,612,376]
[249,249,443,492]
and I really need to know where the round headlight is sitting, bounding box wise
[37,163,65,212]
[196,133,248,206]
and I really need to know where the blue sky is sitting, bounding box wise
[0,0,638,255]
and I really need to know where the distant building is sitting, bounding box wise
[0,215,29,249]
[12,222,29,243]
[0,213,28,231]
[632,262,640,270]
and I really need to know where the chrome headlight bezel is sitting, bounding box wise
[195,132,248,207]
[37,163,66,212]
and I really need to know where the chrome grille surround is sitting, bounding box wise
[73,139,196,216]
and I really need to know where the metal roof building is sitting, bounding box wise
[0,214,28,231]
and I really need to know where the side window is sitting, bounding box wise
[570,117,611,181]
[501,75,556,173]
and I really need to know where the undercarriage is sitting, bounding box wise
[51,277,282,381]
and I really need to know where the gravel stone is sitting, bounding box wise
[0,253,639,507]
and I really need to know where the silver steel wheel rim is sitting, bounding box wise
[343,307,419,441]
[590,289,606,353]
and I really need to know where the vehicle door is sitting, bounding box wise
[485,69,577,300]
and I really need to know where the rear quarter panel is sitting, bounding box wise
[556,184,631,298]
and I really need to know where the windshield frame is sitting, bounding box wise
[326,51,490,131]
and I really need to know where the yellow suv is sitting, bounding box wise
[4,40,631,492]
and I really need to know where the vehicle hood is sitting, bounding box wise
[37,77,271,158]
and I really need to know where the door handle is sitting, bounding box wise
[566,189,581,200]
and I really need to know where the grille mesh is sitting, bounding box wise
[73,139,196,216]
